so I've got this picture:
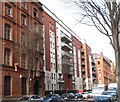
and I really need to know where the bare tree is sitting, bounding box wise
[67,0,120,100]
[25,25,42,95]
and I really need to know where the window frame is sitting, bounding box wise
[34,8,38,18]
[4,48,11,65]
[21,1,26,9]
[4,24,11,40]
[5,4,11,16]
[21,14,27,26]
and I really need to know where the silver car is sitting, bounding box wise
[17,95,44,102]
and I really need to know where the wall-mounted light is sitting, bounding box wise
[20,75,22,78]
[30,78,32,81]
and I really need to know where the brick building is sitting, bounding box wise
[42,11,58,91]
[93,53,116,85]
[72,35,83,91]
[1,2,44,99]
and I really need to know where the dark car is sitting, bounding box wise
[93,94,115,102]
[17,95,44,102]
[60,93,75,102]
[44,94,61,102]
[102,91,118,100]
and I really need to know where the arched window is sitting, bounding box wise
[4,48,11,65]
[4,24,11,40]
[21,77,26,95]
[4,76,11,96]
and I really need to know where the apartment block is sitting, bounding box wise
[90,54,97,87]
[42,11,58,91]
[72,35,83,91]
[81,43,96,90]
[56,22,74,90]
[1,2,44,98]
[93,53,116,85]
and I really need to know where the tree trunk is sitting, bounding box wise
[28,68,31,95]
[115,49,120,101]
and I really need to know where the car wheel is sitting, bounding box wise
[108,99,112,102]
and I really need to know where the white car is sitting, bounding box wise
[17,95,44,102]
[82,92,90,98]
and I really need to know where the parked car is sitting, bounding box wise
[44,94,61,102]
[74,93,83,100]
[88,91,93,97]
[93,94,116,102]
[82,92,90,98]
[60,93,75,102]
[102,91,118,100]
[17,95,44,102]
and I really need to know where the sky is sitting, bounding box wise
[39,0,115,62]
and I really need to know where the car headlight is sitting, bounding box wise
[49,98,52,100]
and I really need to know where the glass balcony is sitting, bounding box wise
[61,33,71,44]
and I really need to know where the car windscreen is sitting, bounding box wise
[19,96,30,101]
[46,94,53,98]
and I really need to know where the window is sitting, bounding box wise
[51,73,53,79]
[52,84,53,90]
[21,14,26,26]
[4,48,10,65]
[22,78,26,95]
[21,0,26,9]
[21,54,26,69]
[52,24,54,29]
[98,61,100,65]
[49,22,51,28]
[21,32,26,47]
[34,8,38,18]
[4,24,11,40]
[54,73,55,79]
[4,76,11,96]
[5,4,11,16]
[34,22,38,32]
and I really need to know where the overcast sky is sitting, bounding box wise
[39,0,115,62]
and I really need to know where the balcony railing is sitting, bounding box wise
[61,33,72,43]
[81,49,84,55]
[81,55,85,61]
[61,42,72,51]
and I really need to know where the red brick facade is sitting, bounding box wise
[1,2,44,98]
